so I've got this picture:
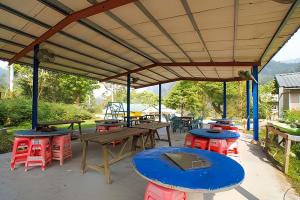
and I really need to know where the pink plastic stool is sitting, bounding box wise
[52,134,72,165]
[10,137,30,170]
[193,137,209,150]
[96,125,108,132]
[208,139,228,155]
[25,137,52,171]
[144,182,186,200]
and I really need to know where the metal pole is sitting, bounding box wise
[252,65,259,141]
[127,73,131,127]
[246,80,250,130]
[223,82,227,119]
[32,44,39,130]
[158,83,162,122]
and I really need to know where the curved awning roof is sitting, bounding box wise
[0,0,299,88]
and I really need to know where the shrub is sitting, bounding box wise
[0,97,93,126]
[283,110,300,123]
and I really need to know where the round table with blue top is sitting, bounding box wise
[15,129,71,137]
[132,147,245,200]
[189,128,240,139]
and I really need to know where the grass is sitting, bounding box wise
[0,119,97,154]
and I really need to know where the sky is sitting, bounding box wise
[272,28,300,62]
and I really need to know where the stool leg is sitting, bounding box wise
[186,192,204,200]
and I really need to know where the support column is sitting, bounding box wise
[158,84,162,122]
[252,65,259,141]
[32,44,39,130]
[246,80,250,130]
[223,82,227,119]
[127,73,131,127]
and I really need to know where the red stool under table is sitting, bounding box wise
[208,139,228,155]
[25,137,52,171]
[10,137,30,170]
[184,134,196,147]
[226,138,239,155]
[96,125,108,132]
[193,137,209,150]
[144,182,186,200]
[52,134,72,165]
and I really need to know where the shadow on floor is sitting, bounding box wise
[235,186,260,200]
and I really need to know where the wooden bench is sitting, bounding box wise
[134,122,172,147]
[80,127,149,184]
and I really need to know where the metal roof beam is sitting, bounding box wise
[134,77,247,89]
[8,0,137,63]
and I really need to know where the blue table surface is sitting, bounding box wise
[132,147,245,192]
[190,129,240,139]
[15,129,70,136]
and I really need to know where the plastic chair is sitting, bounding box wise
[25,137,52,171]
[144,182,186,200]
[10,137,30,170]
[226,138,239,155]
[52,134,72,165]
[208,139,228,155]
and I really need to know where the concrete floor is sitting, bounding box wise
[0,129,299,200]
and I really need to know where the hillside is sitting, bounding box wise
[259,60,300,84]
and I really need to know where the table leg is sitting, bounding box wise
[102,145,111,184]
[78,123,82,138]
[166,126,172,146]
[150,130,155,148]
[80,141,88,174]
[131,135,139,152]
[186,192,204,200]
[284,138,291,174]
[140,134,145,151]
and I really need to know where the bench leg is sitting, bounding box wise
[102,145,111,184]
[166,126,172,146]
[284,139,291,174]
[80,141,88,174]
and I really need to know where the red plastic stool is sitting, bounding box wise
[144,182,186,200]
[193,137,209,150]
[96,125,108,132]
[52,134,72,165]
[226,138,239,155]
[184,134,196,147]
[10,137,30,170]
[208,139,228,155]
[25,137,52,171]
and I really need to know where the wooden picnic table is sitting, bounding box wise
[80,127,149,184]
[265,123,300,174]
[134,122,172,147]
[37,120,84,138]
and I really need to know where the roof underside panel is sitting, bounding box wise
[0,0,299,88]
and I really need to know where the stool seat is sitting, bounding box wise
[10,137,30,170]
[52,134,72,165]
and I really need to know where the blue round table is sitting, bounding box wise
[15,129,70,137]
[189,129,240,139]
[132,147,244,199]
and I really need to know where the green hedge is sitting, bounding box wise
[0,97,93,126]
[283,110,300,123]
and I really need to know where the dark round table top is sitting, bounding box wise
[189,129,240,139]
[132,147,244,192]
[208,122,236,127]
[15,129,70,137]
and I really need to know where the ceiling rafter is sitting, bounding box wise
[38,0,158,63]
[8,0,138,64]
[0,6,160,83]
[134,1,196,78]
[134,77,248,89]
[233,0,239,61]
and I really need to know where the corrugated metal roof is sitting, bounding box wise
[0,0,300,88]
[275,72,300,88]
